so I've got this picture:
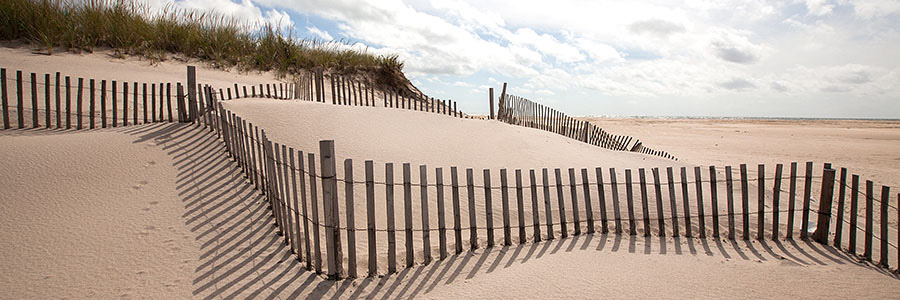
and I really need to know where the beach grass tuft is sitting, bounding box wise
[0,0,405,85]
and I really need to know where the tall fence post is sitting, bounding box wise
[812,168,836,244]
[489,88,495,120]
[187,66,197,122]
[320,140,343,279]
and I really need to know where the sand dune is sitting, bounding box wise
[1,47,899,298]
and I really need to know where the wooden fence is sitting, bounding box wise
[282,70,473,119]
[0,66,294,130]
[214,81,900,280]
[497,93,675,160]
[4,65,897,282]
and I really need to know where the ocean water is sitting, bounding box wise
[584,115,900,121]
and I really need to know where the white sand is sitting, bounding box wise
[1,47,898,298]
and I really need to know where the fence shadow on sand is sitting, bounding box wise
[113,122,896,299]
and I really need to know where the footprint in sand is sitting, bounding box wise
[132,180,149,190]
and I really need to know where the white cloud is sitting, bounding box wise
[709,28,768,64]
[306,26,334,40]
[153,0,900,117]
[805,0,836,16]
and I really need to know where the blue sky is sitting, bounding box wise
[154,0,900,118]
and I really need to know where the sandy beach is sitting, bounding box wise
[1,46,899,299]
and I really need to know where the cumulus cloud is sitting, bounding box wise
[709,29,767,64]
[306,26,334,40]
[805,0,836,16]
[629,19,686,38]
[852,0,900,18]
[719,78,757,90]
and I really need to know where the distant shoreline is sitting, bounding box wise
[581,115,900,121]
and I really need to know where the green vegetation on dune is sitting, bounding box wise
[0,0,407,86]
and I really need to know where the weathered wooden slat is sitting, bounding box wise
[344,159,357,278]
[467,168,478,249]
[30,73,38,128]
[297,150,311,269]
[813,168,837,245]
[609,168,622,234]
[46,74,52,128]
[500,169,511,246]
[436,167,447,260]
[758,164,766,240]
[568,168,582,235]
[639,169,651,236]
[484,169,495,247]
[420,165,432,264]
[132,82,138,124]
[625,169,636,236]
[740,164,750,240]
[76,77,83,129]
[516,169,527,243]
[320,140,342,278]
[772,164,783,240]
[680,167,692,237]
[543,168,554,239]
[451,167,463,254]
[652,168,665,236]
[725,166,735,240]
[1,68,8,129]
[555,168,569,238]
[529,169,542,241]
[386,162,397,273]
[581,168,595,234]
[787,162,797,239]
[849,174,859,254]
[864,180,874,261]
[403,163,414,267]
[667,167,680,236]
[709,166,720,238]
[16,71,23,129]
[801,161,813,239]
[694,166,706,238]
[596,167,609,234]
[834,167,847,247]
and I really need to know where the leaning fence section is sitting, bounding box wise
[497,93,675,160]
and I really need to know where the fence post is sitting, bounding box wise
[187,66,197,122]
[801,161,813,239]
[366,160,377,276]
[596,167,609,234]
[403,163,414,266]
[436,167,448,259]
[344,159,357,278]
[498,83,507,120]
[530,169,542,241]
[467,168,478,249]
[834,168,847,248]
[879,186,890,267]
[1,68,7,129]
[420,165,432,264]
[489,88,495,119]
[320,140,343,279]
[812,168,836,244]
[484,169,495,247]
[500,169,511,246]
[451,167,463,254]
[385,162,397,273]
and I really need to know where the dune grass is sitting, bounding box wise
[0,0,405,84]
